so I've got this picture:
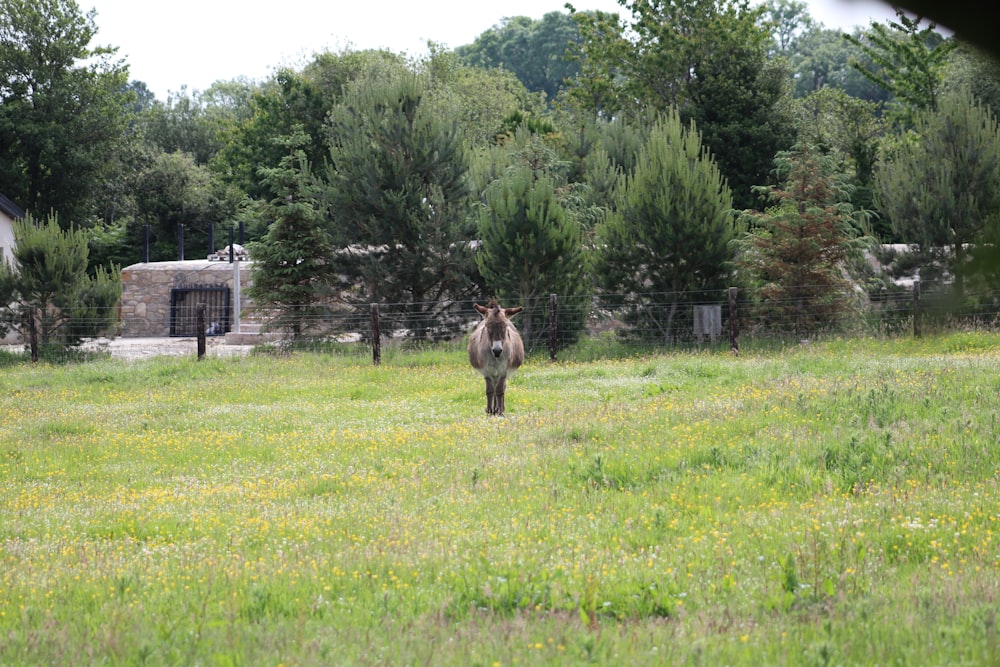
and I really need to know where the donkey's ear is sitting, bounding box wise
[474,303,488,315]
[504,307,523,317]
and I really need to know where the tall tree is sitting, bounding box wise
[420,44,538,148]
[125,80,156,115]
[844,11,954,126]
[595,111,735,344]
[875,89,1000,295]
[139,88,222,165]
[940,42,1000,117]
[736,144,869,334]
[761,0,816,54]
[218,69,329,205]
[474,129,590,350]
[0,0,132,225]
[455,12,582,102]
[793,87,885,227]
[784,26,893,101]
[248,131,337,340]
[563,7,630,119]
[130,149,239,262]
[219,50,410,204]
[325,73,479,339]
[685,18,794,208]
[570,0,795,209]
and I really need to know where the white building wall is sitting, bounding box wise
[0,212,14,266]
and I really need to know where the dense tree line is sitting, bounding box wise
[3,0,1000,348]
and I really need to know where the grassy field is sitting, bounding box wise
[2,333,999,666]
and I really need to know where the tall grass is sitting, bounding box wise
[2,333,999,665]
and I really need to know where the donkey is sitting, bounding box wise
[468,302,524,416]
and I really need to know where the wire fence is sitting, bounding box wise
[5,279,1000,361]
[244,280,1000,351]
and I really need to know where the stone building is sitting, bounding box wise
[119,258,253,338]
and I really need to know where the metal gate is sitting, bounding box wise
[170,285,231,337]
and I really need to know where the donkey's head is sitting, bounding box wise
[474,302,523,358]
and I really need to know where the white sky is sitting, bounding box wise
[84,0,903,100]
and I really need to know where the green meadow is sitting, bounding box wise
[1,333,999,665]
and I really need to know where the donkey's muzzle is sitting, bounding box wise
[491,341,503,358]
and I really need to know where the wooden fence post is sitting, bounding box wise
[370,303,381,366]
[912,279,921,338]
[196,303,207,360]
[549,293,558,362]
[728,287,739,355]
[28,306,38,363]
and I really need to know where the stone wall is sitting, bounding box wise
[120,260,253,337]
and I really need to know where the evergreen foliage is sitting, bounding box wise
[0,214,120,347]
[476,161,588,350]
[220,50,411,204]
[686,30,795,208]
[736,144,870,334]
[875,89,1000,296]
[5,1,1000,344]
[940,43,1000,118]
[596,111,734,344]
[964,216,1000,299]
[325,73,479,339]
[247,131,337,340]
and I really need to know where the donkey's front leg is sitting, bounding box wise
[494,376,508,416]
[484,377,497,415]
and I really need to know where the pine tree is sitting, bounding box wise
[248,130,337,340]
[736,144,869,334]
[476,164,588,350]
[596,111,734,344]
[0,214,120,348]
[875,89,1000,298]
[325,73,479,339]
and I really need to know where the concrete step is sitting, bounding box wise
[236,322,262,334]
[224,320,278,345]
[224,329,284,345]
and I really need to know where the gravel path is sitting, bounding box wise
[78,337,256,361]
